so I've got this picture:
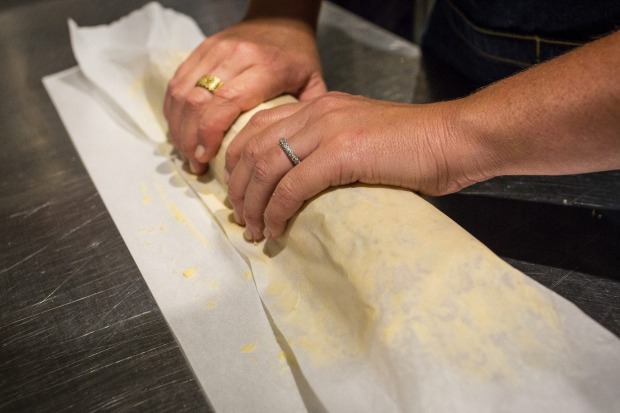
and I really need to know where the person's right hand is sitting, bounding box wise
[223,92,493,241]
[164,17,327,174]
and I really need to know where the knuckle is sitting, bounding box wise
[215,83,240,102]
[167,76,180,91]
[263,202,286,229]
[224,148,238,170]
[216,38,237,53]
[227,187,244,208]
[169,83,185,104]
[252,159,274,185]
[262,211,279,229]
[215,87,233,101]
[242,207,262,226]
[233,40,260,58]
[186,90,208,112]
[318,91,344,104]
[271,178,300,212]
[197,117,226,141]
[247,110,271,129]
[179,138,195,155]
[228,182,245,207]
[309,92,344,114]
[198,102,240,138]
[197,116,217,135]
[240,140,260,165]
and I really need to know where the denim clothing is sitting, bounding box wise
[422,0,620,87]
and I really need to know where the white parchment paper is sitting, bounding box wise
[46,3,308,412]
[44,3,620,412]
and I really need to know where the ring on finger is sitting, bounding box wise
[195,74,223,93]
[278,137,300,166]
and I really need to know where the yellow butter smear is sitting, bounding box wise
[256,186,565,383]
[154,183,211,248]
[241,343,257,353]
[140,184,152,205]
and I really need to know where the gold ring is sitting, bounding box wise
[195,74,223,93]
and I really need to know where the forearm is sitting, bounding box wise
[455,30,620,181]
[244,0,322,29]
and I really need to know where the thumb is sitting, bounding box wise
[297,73,328,101]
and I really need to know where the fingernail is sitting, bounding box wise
[224,169,230,185]
[263,228,272,239]
[233,210,242,225]
[244,227,254,241]
[195,144,206,160]
[189,161,199,174]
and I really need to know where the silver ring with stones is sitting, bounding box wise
[278,137,300,166]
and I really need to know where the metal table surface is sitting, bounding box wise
[1,0,618,411]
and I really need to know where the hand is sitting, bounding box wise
[164,17,327,174]
[225,92,489,241]
[224,31,620,242]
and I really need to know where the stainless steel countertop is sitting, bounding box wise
[1,1,618,411]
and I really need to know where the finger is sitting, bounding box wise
[177,61,252,171]
[225,102,305,178]
[175,87,212,174]
[226,133,274,227]
[166,39,238,149]
[167,68,215,151]
[164,38,217,124]
[241,131,321,241]
[240,143,301,240]
[264,147,341,239]
[240,161,286,240]
[297,72,328,101]
[164,49,199,121]
[226,103,314,226]
[192,97,244,167]
[191,66,302,165]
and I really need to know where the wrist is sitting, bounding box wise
[244,0,321,30]
[438,97,503,192]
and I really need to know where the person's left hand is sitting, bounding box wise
[225,92,487,241]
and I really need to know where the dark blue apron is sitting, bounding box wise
[422,0,620,87]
